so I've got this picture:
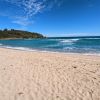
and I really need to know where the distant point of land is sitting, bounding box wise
[0,29,45,39]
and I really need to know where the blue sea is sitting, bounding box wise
[0,36,100,54]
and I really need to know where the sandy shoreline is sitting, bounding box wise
[0,48,100,100]
[1,46,100,57]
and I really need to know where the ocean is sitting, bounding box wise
[0,36,100,54]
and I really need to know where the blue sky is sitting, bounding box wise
[0,0,100,37]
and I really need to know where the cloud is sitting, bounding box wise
[1,0,63,27]
[4,0,45,17]
[12,16,34,26]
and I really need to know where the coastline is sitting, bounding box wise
[0,37,100,56]
[0,47,100,100]
[0,38,23,40]
[0,46,100,57]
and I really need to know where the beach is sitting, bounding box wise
[0,48,100,100]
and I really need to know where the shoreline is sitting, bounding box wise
[0,38,26,40]
[0,38,44,40]
[0,46,100,57]
[0,37,100,57]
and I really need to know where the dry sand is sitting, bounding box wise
[0,48,100,100]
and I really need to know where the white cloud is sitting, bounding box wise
[12,16,34,26]
[1,0,63,27]
[4,0,45,17]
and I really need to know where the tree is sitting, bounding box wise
[4,28,8,31]
[11,29,15,31]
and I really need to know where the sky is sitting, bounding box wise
[0,0,100,37]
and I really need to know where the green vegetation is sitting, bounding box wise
[0,29,45,39]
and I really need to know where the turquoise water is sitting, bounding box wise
[0,37,100,54]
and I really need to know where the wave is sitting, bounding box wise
[0,43,3,46]
[63,47,75,50]
[0,38,100,54]
[44,44,60,48]
[83,38,100,39]
[1,44,100,56]
[0,45,35,51]
[60,39,79,44]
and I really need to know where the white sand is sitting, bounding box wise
[0,48,100,100]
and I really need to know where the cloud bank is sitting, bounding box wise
[1,0,62,26]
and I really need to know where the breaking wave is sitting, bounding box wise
[60,39,79,44]
[0,45,34,51]
[0,43,3,46]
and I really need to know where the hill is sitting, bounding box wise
[0,29,45,39]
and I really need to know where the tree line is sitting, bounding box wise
[0,29,45,39]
